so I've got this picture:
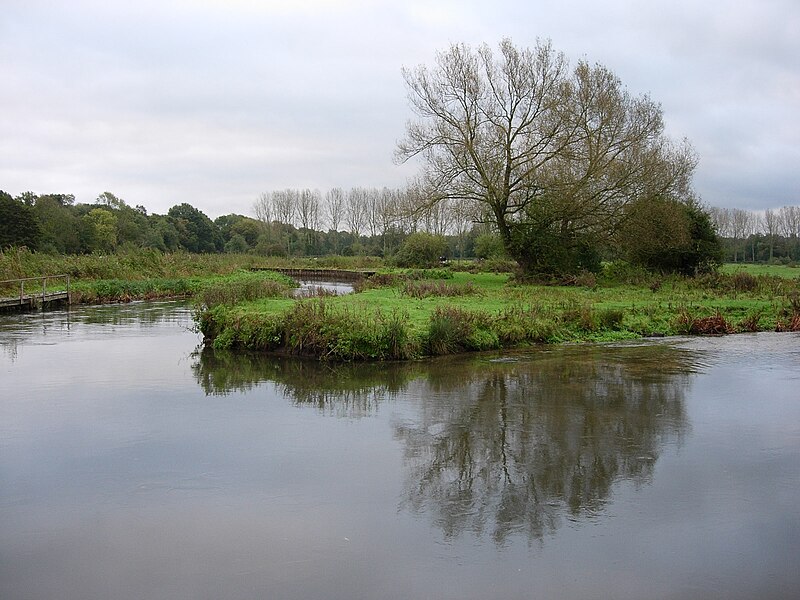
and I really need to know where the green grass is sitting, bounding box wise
[720,263,800,278]
[198,268,800,360]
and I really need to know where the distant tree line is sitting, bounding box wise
[1,190,225,255]
[3,188,795,270]
[0,187,492,259]
[708,205,800,263]
[250,186,482,258]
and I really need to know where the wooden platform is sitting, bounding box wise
[0,291,70,310]
[0,275,71,312]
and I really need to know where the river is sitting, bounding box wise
[1,301,799,599]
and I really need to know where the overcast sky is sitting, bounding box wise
[1,0,797,219]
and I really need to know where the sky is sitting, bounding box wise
[1,0,798,219]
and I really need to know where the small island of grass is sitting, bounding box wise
[196,263,800,361]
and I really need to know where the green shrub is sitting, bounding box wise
[392,233,449,268]
[239,314,284,349]
[402,280,481,298]
[283,300,339,356]
[405,268,453,280]
[602,261,652,285]
[494,305,559,344]
[466,327,501,351]
[197,305,226,341]
[199,274,291,308]
[617,198,722,275]
[449,258,516,274]
[473,233,505,260]
[509,219,603,277]
[598,308,625,330]
[281,300,417,361]
[374,310,419,360]
[561,303,598,332]
[427,306,476,355]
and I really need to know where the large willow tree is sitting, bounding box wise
[397,39,697,275]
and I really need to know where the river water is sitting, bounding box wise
[1,301,799,600]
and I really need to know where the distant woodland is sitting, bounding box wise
[1,188,798,267]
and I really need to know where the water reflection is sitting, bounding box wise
[193,347,419,417]
[294,279,355,297]
[0,301,193,362]
[0,308,70,360]
[397,346,694,544]
[193,343,698,543]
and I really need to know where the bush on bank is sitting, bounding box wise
[202,300,421,360]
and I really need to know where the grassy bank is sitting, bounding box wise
[197,267,800,360]
[4,246,799,355]
[0,247,386,280]
[67,270,295,304]
[0,248,377,303]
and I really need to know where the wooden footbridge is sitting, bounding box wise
[0,275,71,312]
[251,267,376,281]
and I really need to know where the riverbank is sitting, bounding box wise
[197,268,800,360]
[4,247,798,356]
[0,248,374,304]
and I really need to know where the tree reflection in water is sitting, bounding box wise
[192,342,699,543]
[395,346,695,544]
[192,347,423,418]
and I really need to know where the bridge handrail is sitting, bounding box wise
[0,274,71,285]
[0,274,71,305]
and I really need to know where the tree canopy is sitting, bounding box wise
[167,203,224,253]
[0,191,42,250]
[397,38,700,275]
